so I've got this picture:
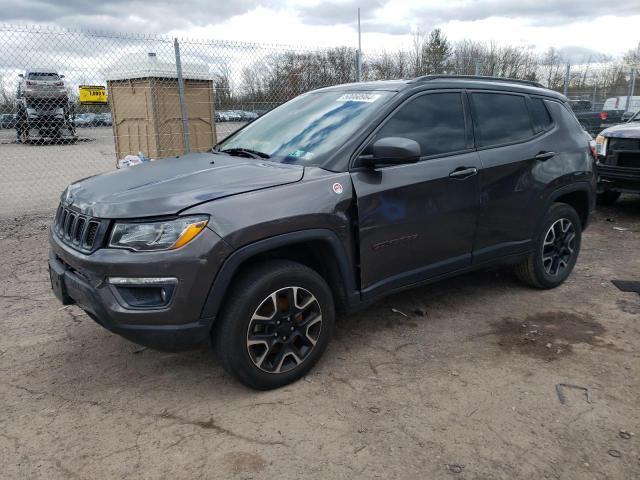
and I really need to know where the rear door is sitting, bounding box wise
[350,91,482,297]
[469,91,555,263]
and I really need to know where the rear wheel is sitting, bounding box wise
[596,191,620,206]
[213,260,335,390]
[514,203,582,289]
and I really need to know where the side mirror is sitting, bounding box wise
[359,137,421,168]
[60,74,65,79]
[18,74,23,78]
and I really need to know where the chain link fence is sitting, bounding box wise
[0,24,637,217]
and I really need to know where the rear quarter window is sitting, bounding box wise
[530,98,553,133]
[471,92,534,147]
[27,72,60,80]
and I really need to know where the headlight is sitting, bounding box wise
[595,135,607,157]
[109,215,208,251]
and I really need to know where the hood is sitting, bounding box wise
[602,122,640,139]
[64,152,304,218]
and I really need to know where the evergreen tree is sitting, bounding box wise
[423,29,452,74]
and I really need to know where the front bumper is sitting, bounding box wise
[48,226,232,351]
[597,164,640,194]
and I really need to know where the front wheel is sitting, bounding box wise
[213,260,335,390]
[514,203,582,289]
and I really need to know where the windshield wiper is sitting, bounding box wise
[220,147,270,159]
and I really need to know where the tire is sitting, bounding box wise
[596,191,621,206]
[213,259,335,390]
[15,111,26,143]
[514,203,582,289]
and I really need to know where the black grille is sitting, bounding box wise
[65,213,76,238]
[74,218,86,243]
[85,221,99,247]
[617,153,640,168]
[54,204,107,252]
[608,138,640,152]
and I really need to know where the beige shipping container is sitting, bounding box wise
[106,53,217,161]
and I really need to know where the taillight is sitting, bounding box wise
[599,111,608,120]
[54,81,64,87]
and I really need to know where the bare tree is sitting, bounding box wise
[539,47,565,89]
[624,42,640,66]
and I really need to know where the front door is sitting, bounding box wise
[350,91,482,298]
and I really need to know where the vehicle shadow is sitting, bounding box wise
[336,266,519,338]
[595,194,640,219]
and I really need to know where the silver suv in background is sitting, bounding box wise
[16,70,76,142]
[17,70,67,99]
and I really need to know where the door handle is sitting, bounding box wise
[449,167,478,180]
[534,151,556,161]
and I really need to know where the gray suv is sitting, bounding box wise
[49,76,596,389]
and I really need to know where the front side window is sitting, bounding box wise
[472,93,534,147]
[217,90,394,168]
[372,92,467,157]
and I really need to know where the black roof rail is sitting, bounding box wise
[412,75,545,88]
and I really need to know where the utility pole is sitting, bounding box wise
[174,38,190,154]
[626,68,636,113]
[563,62,570,97]
[356,8,362,82]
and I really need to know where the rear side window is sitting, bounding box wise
[530,98,553,133]
[374,92,467,157]
[471,93,533,147]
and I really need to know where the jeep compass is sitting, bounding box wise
[49,76,596,389]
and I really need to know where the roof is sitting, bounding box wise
[314,76,566,100]
[105,52,211,81]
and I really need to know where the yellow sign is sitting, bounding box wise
[79,85,107,105]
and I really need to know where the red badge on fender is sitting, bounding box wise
[332,182,343,194]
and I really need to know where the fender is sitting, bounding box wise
[199,229,360,323]
[538,181,595,231]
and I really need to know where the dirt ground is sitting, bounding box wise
[1,198,639,480]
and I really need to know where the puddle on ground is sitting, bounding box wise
[491,311,606,361]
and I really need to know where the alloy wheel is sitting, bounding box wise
[542,218,576,276]
[246,286,322,374]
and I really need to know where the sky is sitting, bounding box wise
[0,0,639,60]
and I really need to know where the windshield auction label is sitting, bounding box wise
[336,93,381,103]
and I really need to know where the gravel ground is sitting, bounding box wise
[1,199,639,479]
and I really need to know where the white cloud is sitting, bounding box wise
[0,0,638,56]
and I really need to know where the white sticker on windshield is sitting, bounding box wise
[336,93,381,103]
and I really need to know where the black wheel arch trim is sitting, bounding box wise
[541,181,595,230]
[199,229,360,324]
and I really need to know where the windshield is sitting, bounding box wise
[216,90,394,167]
[630,111,640,122]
